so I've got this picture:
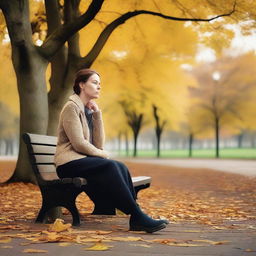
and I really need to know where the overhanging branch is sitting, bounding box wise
[80,2,236,67]
[38,0,104,59]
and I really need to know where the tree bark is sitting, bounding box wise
[2,0,48,183]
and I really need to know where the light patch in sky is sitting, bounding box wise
[212,71,221,81]
[196,45,216,63]
[180,63,193,71]
[111,50,128,59]
[224,22,256,56]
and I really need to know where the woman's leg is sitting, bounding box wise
[57,156,167,233]
[57,157,136,214]
[114,160,137,200]
[86,160,136,214]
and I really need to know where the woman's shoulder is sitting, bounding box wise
[60,100,81,116]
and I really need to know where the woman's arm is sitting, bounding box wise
[62,103,109,158]
[92,110,105,149]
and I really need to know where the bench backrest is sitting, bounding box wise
[23,133,152,188]
[23,133,59,181]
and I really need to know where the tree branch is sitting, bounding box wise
[79,2,236,67]
[45,0,62,36]
[64,0,81,57]
[38,0,104,59]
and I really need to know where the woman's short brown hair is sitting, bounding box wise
[73,69,100,95]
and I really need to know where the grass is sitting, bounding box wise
[115,148,256,159]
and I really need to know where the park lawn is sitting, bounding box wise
[116,148,256,159]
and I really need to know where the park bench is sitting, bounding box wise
[23,133,151,226]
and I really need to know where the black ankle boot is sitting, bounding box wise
[129,212,167,233]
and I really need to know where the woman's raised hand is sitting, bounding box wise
[86,100,99,112]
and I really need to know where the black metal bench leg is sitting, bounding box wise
[134,184,151,198]
[35,205,49,223]
[66,205,81,226]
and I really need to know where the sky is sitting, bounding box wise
[196,22,256,63]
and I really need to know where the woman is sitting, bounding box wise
[54,68,167,233]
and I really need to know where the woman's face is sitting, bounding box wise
[80,73,101,99]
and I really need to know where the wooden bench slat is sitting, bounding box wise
[31,145,56,154]
[34,155,54,164]
[26,133,57,145]
[37,165,56,173]
[40,172,59,180]
[132,176,152,187]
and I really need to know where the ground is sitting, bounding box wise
[0,158,255,255]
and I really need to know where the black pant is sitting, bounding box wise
[56,156,137,215]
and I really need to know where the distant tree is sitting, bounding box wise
[152,104,167,158]
[119,100,144,157]
[189,54,256,158]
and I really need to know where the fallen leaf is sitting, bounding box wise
[22,249,48,253]
[192,239,229,245]
[148,238,178,244]
[168,242,208,247]
[83,242,113,251]
[20,242,32,246]
[59,242,72,247]
[96,231,113,235]
[48,219,71,232]
[1,245,13,248]
[130,243,152,248]
[0,237,12,243]
[110,236,142,242]
[183,230,202,232]
[245,249,256,252]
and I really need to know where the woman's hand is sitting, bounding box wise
[86,100,99,112]
[101,149,110,159]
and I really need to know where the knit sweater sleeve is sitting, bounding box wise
[61,103,107,158]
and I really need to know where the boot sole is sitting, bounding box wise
[130,223,167,233]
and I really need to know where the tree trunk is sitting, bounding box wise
[215,117,220,158]
[8,58,48,183]
[2,0,49,183]
[133,132,138,157]
[237,133,243,148]
[188,133,193,157]
[156,131,161,158]
[125,131,129,156]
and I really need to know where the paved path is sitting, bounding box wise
[116,157,256,177]
[1,218,255,256]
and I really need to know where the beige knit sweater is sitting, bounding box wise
[54,94,108,167]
